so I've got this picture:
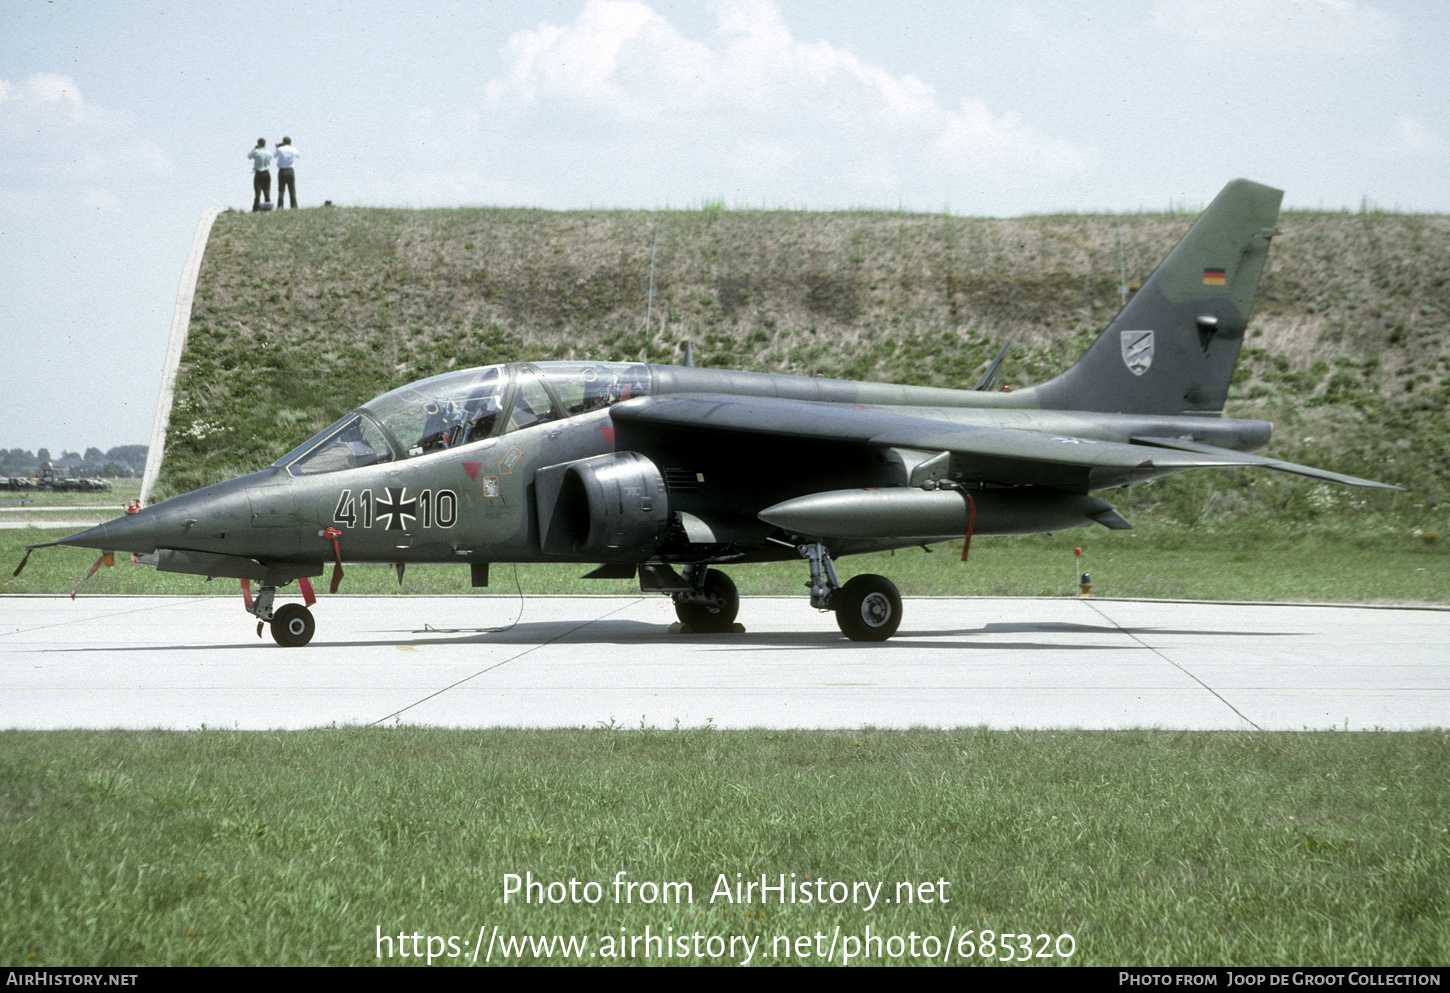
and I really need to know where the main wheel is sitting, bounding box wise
[271,603,316,647]
[673,569,739,633]
[834,574,902,642]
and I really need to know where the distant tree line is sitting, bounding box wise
[1,445,147,479]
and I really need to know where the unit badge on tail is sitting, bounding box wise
[1120,330,1154,376]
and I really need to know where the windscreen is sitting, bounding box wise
[288,413,394,475]
[363,365,508,456]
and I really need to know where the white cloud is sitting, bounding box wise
[397,0,1092,210]
[1340,112,1446,162]
[0,73,170,211]
[1151,0,1399,54]
[0,73,85,114]
[937,98,1089,174]
[1359,114,1446,160]
[1391,115,1444,156]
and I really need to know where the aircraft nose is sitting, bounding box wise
[54,485,251,555]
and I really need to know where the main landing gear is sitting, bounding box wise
[800,541,903,642]
[671,564,740,633]
[244,582,317,647]
[669,544,904,642]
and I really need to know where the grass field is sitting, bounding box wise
[2,727,1445,967]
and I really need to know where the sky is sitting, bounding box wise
[3,0,1448,456]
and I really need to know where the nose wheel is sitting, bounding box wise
[271,603,316,647]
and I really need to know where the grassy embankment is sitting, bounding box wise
[8,202,1448,599]
[3,727,1446,967]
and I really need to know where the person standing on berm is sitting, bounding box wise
[274,137,300,209]
[248,138,273,211]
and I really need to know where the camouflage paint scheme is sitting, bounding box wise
[27,180,1396,644]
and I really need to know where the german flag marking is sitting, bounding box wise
[1202,268,1227,286]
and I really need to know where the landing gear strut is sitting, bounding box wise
[672,565,739,633]
[798,541,903,642]
[244,582,316,647]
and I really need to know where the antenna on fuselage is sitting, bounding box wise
[1117,229,1129,310]
[973,342,1011,391]
[641,222,658,362]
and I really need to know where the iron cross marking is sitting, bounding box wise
[375,487,418,531]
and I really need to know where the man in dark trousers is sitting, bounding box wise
[274,136,300,208]
[248,138,273,211]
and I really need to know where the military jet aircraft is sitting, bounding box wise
[18,179,1395,645]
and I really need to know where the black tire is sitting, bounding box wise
[834,574,902,642]
[271,603,316,647]
[674,569,739,633]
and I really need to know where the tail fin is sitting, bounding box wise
[1029,178,1282,415]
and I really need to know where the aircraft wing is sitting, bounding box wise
[1129,436,1400,490]
[610,394,1267,490]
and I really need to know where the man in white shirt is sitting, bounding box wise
[274,137,300,209]
[248,138,273,211]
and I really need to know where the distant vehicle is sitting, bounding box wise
[21,180,1396,646]
[14,464,113,493]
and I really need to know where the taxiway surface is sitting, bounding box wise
[3,595,1446,731]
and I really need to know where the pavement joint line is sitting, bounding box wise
[1078,598,1266,732]
[12,686,1446,692]
[365,597,647,726]
[0,596,218,638]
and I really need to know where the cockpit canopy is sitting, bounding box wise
[278,361,649,476]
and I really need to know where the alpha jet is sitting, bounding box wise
[22,179,1395,645]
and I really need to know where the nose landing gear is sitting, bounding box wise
[242,580,317,647]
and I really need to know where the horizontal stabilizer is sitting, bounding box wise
[1130,437,1401,490]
